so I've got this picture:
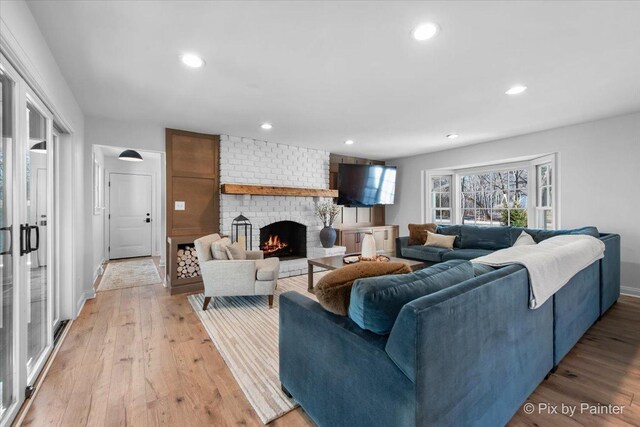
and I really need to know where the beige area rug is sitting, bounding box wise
[97,258,162,292]
[188,273,325,424]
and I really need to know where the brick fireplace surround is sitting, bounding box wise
[219,135,344,277]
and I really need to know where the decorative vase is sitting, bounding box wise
[319,226,337,248]
[361,232,377,259]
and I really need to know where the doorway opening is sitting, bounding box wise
[91,145,165,291]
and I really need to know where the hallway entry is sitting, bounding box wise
[109,173,152,259]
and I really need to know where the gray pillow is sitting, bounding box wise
[211,237,232,260]
[225,242,247,260]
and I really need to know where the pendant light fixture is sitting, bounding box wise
[30,140,47,153]
[118,149,144,162]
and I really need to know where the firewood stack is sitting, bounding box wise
[176,246,201,279]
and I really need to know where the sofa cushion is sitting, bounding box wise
[315,262,412,316]
[348,260,474,335]
[442,248,493,261]
[408,223,437,245]
[531,226,600,243]
[255,257,280,281]
[436,225,462,248]
[401,245,450,262]
[472,263,496,276]
[460,225,511,250]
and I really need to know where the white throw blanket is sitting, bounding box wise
[473,235,605,309]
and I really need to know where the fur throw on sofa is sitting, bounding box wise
[315,262,412,316]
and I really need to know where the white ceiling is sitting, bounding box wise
[27,1,640,159]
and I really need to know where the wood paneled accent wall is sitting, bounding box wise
[166,129,220,236]
[330,153,386,227]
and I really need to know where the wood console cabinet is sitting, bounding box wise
[336,225,399,255]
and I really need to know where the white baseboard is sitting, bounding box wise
[76,288,97,318]
[92,258,106,286]
[621,286,640,298]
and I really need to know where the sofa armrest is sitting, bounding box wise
[200,259,256,295]
[386,265,553,426]
[279,292,415,426]
[246,250,264,260]
[599,233,621,314]
[396,236,410,257]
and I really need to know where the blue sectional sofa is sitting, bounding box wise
[279,225,621,427]
[396,224,620,315]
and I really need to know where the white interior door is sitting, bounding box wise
[109,173,152,259]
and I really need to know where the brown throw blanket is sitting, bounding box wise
[315,262,412,315]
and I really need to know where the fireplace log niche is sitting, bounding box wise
[260,221,307,260]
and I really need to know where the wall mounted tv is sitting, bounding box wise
[337,164,397,207]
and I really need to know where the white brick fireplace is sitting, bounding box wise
[219,135,341,277]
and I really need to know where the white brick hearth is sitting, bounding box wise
[219,135,340,277]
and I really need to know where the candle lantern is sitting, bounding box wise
[231,214,252,250]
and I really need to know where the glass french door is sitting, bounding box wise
[0,53,17,426]
[24,92,53,380]
[0,53,56,427]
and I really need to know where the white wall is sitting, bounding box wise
[86,115,164,152]
[386,111,640,294]
[1,0,89,318]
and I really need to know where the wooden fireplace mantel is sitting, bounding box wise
[221,183,338,198]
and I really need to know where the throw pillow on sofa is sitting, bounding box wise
[408,223,437,245]
[225,241,248,260]
[315,262,412,316]
[424,231,456,249]
[436,224,462,247]
[348,260,474,335]
[211,237,232,260]
[512,230,536,247]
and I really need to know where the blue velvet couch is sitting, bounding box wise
[279,225,621,426]
[396,225,621,315]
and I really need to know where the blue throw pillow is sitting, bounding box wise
[460,225,512,250]
[348,260,474,335]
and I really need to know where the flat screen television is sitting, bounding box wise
[337,164,397,207]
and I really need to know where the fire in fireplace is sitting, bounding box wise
[260,221,306,260]
[262,235,288,256]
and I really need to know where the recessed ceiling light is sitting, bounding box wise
[344,140,354,145]
[412,23,440,41]
[505,85,527,95]
[446,133,459,139]
[180,53,205,68]
[260,123,273,130]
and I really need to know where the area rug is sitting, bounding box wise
[97,258,162,292]
[188,273,324,424]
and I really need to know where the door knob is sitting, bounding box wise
[145,218,152,223]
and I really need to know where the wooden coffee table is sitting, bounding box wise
[307,254,425,292]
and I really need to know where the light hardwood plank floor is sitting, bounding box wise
[22,273,640,426]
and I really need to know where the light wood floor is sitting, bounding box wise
[22,268,640,426]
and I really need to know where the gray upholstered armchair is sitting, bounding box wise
[194,234,280,309]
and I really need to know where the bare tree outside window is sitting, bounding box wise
[460,169,528,226]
